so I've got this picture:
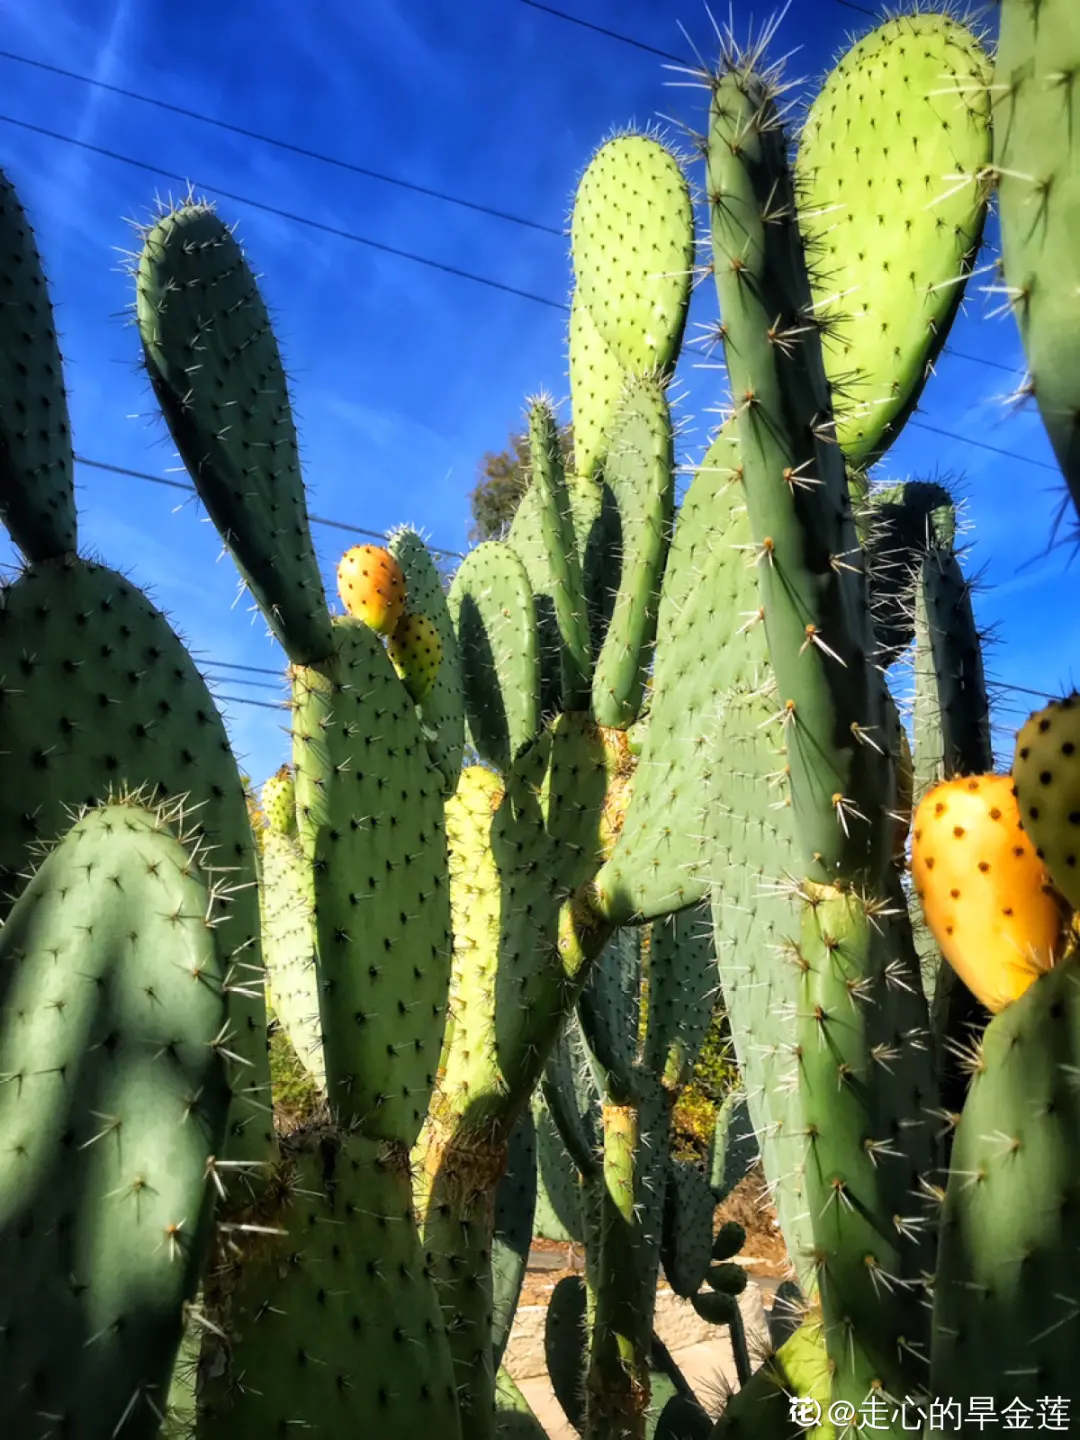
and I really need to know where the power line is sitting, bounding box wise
[0,47,563,239]
[74,457,465,557]
[0,114,566,314]
[905,421,1061,474]
[517,0,687,63]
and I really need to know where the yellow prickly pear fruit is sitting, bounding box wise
[1013,693,1080,910]
[388,611,442,704]
[911,774,1065,1013]
[336,544,406,635]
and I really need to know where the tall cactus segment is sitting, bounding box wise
[388,526,466,794]
[0,801,231,1440]
[196,1133,460,1440]
[709,59,891,886]
[570,132,695,381]
[569,291,629,482]
[257,766,323,1090]
[290,615,451,1141]
[591,376,676,730]
[0,170,75,560]
[707,41,940,1421]
[134,200,462,1436]
[417,730,611,1436]
[931,948,1080,1414]
[135,200,332,667]
[994,0,1080,528]
[529,396,593,708]
[448,541,541,770]
[0,173,270,1179]
[794,15,993,470]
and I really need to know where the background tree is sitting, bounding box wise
[468,422,574,543]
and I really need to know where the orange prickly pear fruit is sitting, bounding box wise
[911,773,1066,1013]
[388,612,442,704]
[1012,693,1080,910]
[336,544,406,635]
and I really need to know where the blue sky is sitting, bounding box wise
[0,0,1072,786]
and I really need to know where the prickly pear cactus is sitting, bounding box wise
[0,800,232,1440]
[796,14,993,468]
[994,0,1080,526]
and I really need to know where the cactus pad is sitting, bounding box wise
[290,617,451,1143]
[570,133,694,379]
[135,201,332,666]
[0,557,271,1171]
[796,15,993,467]
[0,168,76,561]
[197,1132,460,1439]
[994,0,1080,522]
[388,526,465,795]
[0,802,230,1440]
[448,540,540,773]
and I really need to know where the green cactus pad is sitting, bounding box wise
[433,723,608,1140]
[995,0,1080,522]
[259,827,323,1089]
[532,1091,586,1243]
[577,926,642,1097]
[568,290,627,481]
[0,557,272,1175]
[710,62,893,884]
[196,1131,460,1440]
[135,201,332,666]
[448,541,540,772]
[932,950,1080,1411]
[860,480,955,666]
[529,397,592,707]
[710,1313,835,1439]
[796,15,993,468]
[0,169,76,561]
[643,903,716,1091]
[570,133,694,379]
[290,616,451,1144]
[0,802,230,1440]
[797,884,939,1412]
[660,1162,716,1299]
[592,427,753,921]
[590,374,675,729]
[707,1091,759,1203]
[492,1110,538,1369]
[544,1274,588,1433]
[388,526,465,794]
[506,466,605,716]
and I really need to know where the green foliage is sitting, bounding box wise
[469,423,574,542]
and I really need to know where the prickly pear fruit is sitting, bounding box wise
[388,611,442,703]
[336,543,406,635]
[261,764,296,837]
[1013,694,1080,910]
[911,775,1065,1013]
